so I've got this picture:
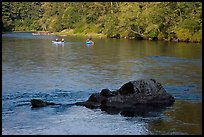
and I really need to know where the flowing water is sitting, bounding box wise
[2,32,202,135]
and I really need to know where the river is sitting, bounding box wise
[2,32,202,135]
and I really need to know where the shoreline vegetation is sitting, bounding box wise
[2,2,202,43]
[54,29,201,43]
[4,30,201,43]
[55,29,107,39]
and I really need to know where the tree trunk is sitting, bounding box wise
[110,2,113,14]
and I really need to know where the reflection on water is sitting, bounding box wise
[2,32,202,135]
[147,101,202,135]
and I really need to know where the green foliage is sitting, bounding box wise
[174,28,192,41]
[191,30,202,42]
[103,13,120,37]
[2,2,13,31]
[2,2,202,42]
[179,18,201,33]
[61,7,81,29]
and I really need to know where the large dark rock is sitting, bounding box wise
[31,79,175,117]
[76,79,175,116]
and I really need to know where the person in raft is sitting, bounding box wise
[61,39,65,42]
[86,36,94,45]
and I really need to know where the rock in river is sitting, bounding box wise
[31,99,61,108]
[75,79,175,116]
[31,79,175,116]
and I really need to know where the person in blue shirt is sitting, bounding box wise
[86,36,94,45]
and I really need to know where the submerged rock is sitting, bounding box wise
[31,99,61,108]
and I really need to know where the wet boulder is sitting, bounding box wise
[77,79,175,116]
[30,79,175,117]
[31,99,60,108]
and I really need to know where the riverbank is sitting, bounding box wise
[3,30,201,43]
[54,29,107,39]
[53,29,201,43]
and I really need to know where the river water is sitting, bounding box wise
[2,32,202,135]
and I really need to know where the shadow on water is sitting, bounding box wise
[101,104,174,118]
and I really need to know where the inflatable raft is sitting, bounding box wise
[52,41,65,44]
[86,41,94,46]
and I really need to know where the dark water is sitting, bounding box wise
[2,32,202,135]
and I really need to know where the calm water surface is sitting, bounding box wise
[2,32,202,135]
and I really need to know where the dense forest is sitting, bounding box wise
[2,2,202,42]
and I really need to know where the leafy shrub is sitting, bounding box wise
[174,28,192,41]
